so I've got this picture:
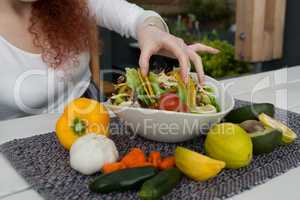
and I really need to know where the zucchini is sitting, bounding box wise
[138,168,182,200]
[225,103,275,123]
[89,167,158,193]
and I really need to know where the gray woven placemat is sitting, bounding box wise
[1,100,300,200]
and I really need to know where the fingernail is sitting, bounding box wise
[214,49,220,54]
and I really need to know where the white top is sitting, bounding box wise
[0,0,166,121]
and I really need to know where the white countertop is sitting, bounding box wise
[1,66,300,200]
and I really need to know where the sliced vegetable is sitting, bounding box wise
[158,156,175,170]
[159,93,189,112]
[138,168,182,200]
[121,148,147,168]
[89,167,158,193]
[102,162,126,174]
[258,113,297,144]
[159,93,181,111]
[148,151,162,168]
[101,148,176,173]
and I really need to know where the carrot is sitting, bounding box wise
[129,162,154,168]
[101,149,175,174]
[158,156,175,170]
[102,162,126,174]
[121,148,146,168]
[148,151,162,167]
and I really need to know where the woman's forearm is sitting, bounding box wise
[88,0,167,39]
[136,14,169,37]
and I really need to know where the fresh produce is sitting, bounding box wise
[158,156,176,170]
[159,93,188,112]
[259,113,297,144]
[250,128,282,155]
[102,148,149,174]
[204,123,253,169]
[89,167,158,193]
[225,103,275,123]
[121,148,148,168]
[102,148,175,174]
[138,168,182,200]
[239,120,282,155]
[148,151,162,168]
[175,147,225,181]
[109,68,220,114]
[240,120,265,133]
[70,134,118,175]
[56,98,110,150]
[102,162,126,174]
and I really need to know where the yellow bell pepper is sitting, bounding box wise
[55,98,110,150]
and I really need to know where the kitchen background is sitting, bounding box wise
[99,0,299,84]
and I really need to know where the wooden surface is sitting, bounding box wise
[235,0,287,62]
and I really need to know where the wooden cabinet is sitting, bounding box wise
[235,0,287,62]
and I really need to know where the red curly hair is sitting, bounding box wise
[29,0,94,67]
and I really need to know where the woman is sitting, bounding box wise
[0,0,218,120]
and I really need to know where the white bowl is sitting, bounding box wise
[107,75,234,143]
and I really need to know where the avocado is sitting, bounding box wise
[240,120,265,133]
[250,128,282,155]
[225,103,275,123]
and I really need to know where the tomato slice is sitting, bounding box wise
[159,93,189,112]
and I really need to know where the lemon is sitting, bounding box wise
[204,123,253,169]
[175,147,225,181]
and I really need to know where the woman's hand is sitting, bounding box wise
[137,26,219,85]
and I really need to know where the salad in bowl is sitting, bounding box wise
[107,68,234,143]
[109,68,220,114]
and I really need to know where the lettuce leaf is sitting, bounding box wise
[149,72,165,96]
[208,94,221,112]
[125,68,154,106]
